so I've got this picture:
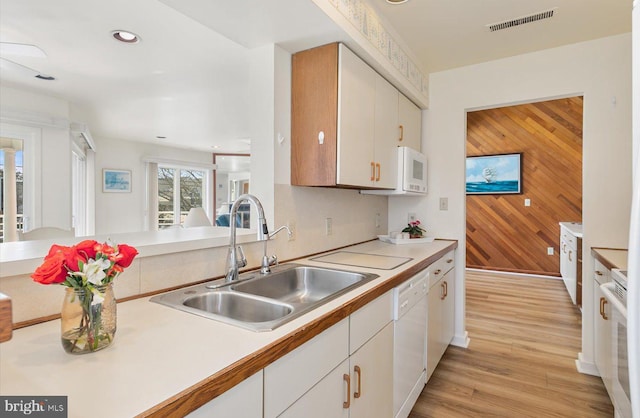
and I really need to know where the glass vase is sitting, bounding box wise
[60,283,116,354]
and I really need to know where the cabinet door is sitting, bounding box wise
[264,319,349,418]
[350,322,394,418]
[337,44,375,187]
[279,359,350,418]
[291,43,339,186]
[398,94,421,151]
[441,269,455,347]
[186,371,263,418]
[426,280,443,381]
[374,74,399,189]
[594,278,612,395]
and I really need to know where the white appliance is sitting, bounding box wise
[361,146,427,195]
[602,270,631,417]
[628,1,639,417]
[393,269,429,418]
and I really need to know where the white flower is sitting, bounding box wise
[82,258,111,285]
[91,287,105,305]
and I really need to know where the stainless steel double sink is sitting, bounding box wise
[150,263,379,331]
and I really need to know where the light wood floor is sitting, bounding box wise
[409,270,613,418]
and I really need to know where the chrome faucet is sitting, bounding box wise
[225,194,269,282]
[260,225,292,274]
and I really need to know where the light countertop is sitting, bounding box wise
[559,222,583,238]
[0,226,256,278]
[0,239,456,418]
[591,248,628,270]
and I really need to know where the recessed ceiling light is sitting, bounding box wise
[111,30,140,44]
[386,0,409,4]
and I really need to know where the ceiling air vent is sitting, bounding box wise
[486,8,557,32]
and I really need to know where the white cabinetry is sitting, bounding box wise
[264,319,350,418]
[337,44,376,188]
[398,94,421,151]
[593,260,613,396]
[279,359,350,418]
[269,291,394,418]
[559,223,582,306]
[426,250,456,381]
[291,42,421,189]
[373,74,400,189]
[186,371,263,418]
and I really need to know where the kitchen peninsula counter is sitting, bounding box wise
[0,239,457,418]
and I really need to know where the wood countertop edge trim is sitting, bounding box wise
[591,247,628,270]
[137,241,457,417]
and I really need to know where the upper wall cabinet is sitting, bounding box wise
[291,43,421,189]
[398,94,421,151]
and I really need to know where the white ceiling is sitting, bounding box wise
[373,0,631,74]
[0,0,631,153]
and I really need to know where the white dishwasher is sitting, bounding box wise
[393,269,429,418]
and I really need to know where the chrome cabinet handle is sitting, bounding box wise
[343,374,351,408]
[375,163,381,182]
[441,282,446,300]
[354,365,362,398]
[568,251,572,262]
[399,125,404,142]
[446,259,453,264]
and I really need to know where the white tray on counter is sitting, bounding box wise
[378,235,435,245]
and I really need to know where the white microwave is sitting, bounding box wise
[361,147,427,195]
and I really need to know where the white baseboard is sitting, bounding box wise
[451,331,470,348]
[575,352,599,376]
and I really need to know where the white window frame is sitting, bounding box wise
[156,163,213,228]
[0,123,42,232]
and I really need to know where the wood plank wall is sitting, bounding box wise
[466,97,583,275]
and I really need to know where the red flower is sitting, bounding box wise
[31,251,68,285]
[95,242,116,257]
[74,240,98,261]
[116,244,138,268]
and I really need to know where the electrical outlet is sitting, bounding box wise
[325,218,333,236]
[375,213,381,228]
[408,213,416,223]
[287,221,296,241]
[439,198,448,211]
[547,247,554,255]
[525,198,531,207]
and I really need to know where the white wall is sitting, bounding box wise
[93,136,215,234]
[389,34,633,366]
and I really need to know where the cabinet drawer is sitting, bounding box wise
[187,371,263,418]
[428,250,455,289]
[264,318,349,418]
[349,291,393,355]
[560,226,577,250]
[594,260,611,285]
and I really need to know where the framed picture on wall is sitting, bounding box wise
[103,169,132,193]
[466,153,522,194]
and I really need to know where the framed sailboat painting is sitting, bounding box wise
[466,153,522,194]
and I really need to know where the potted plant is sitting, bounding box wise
[402,220,426,239]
